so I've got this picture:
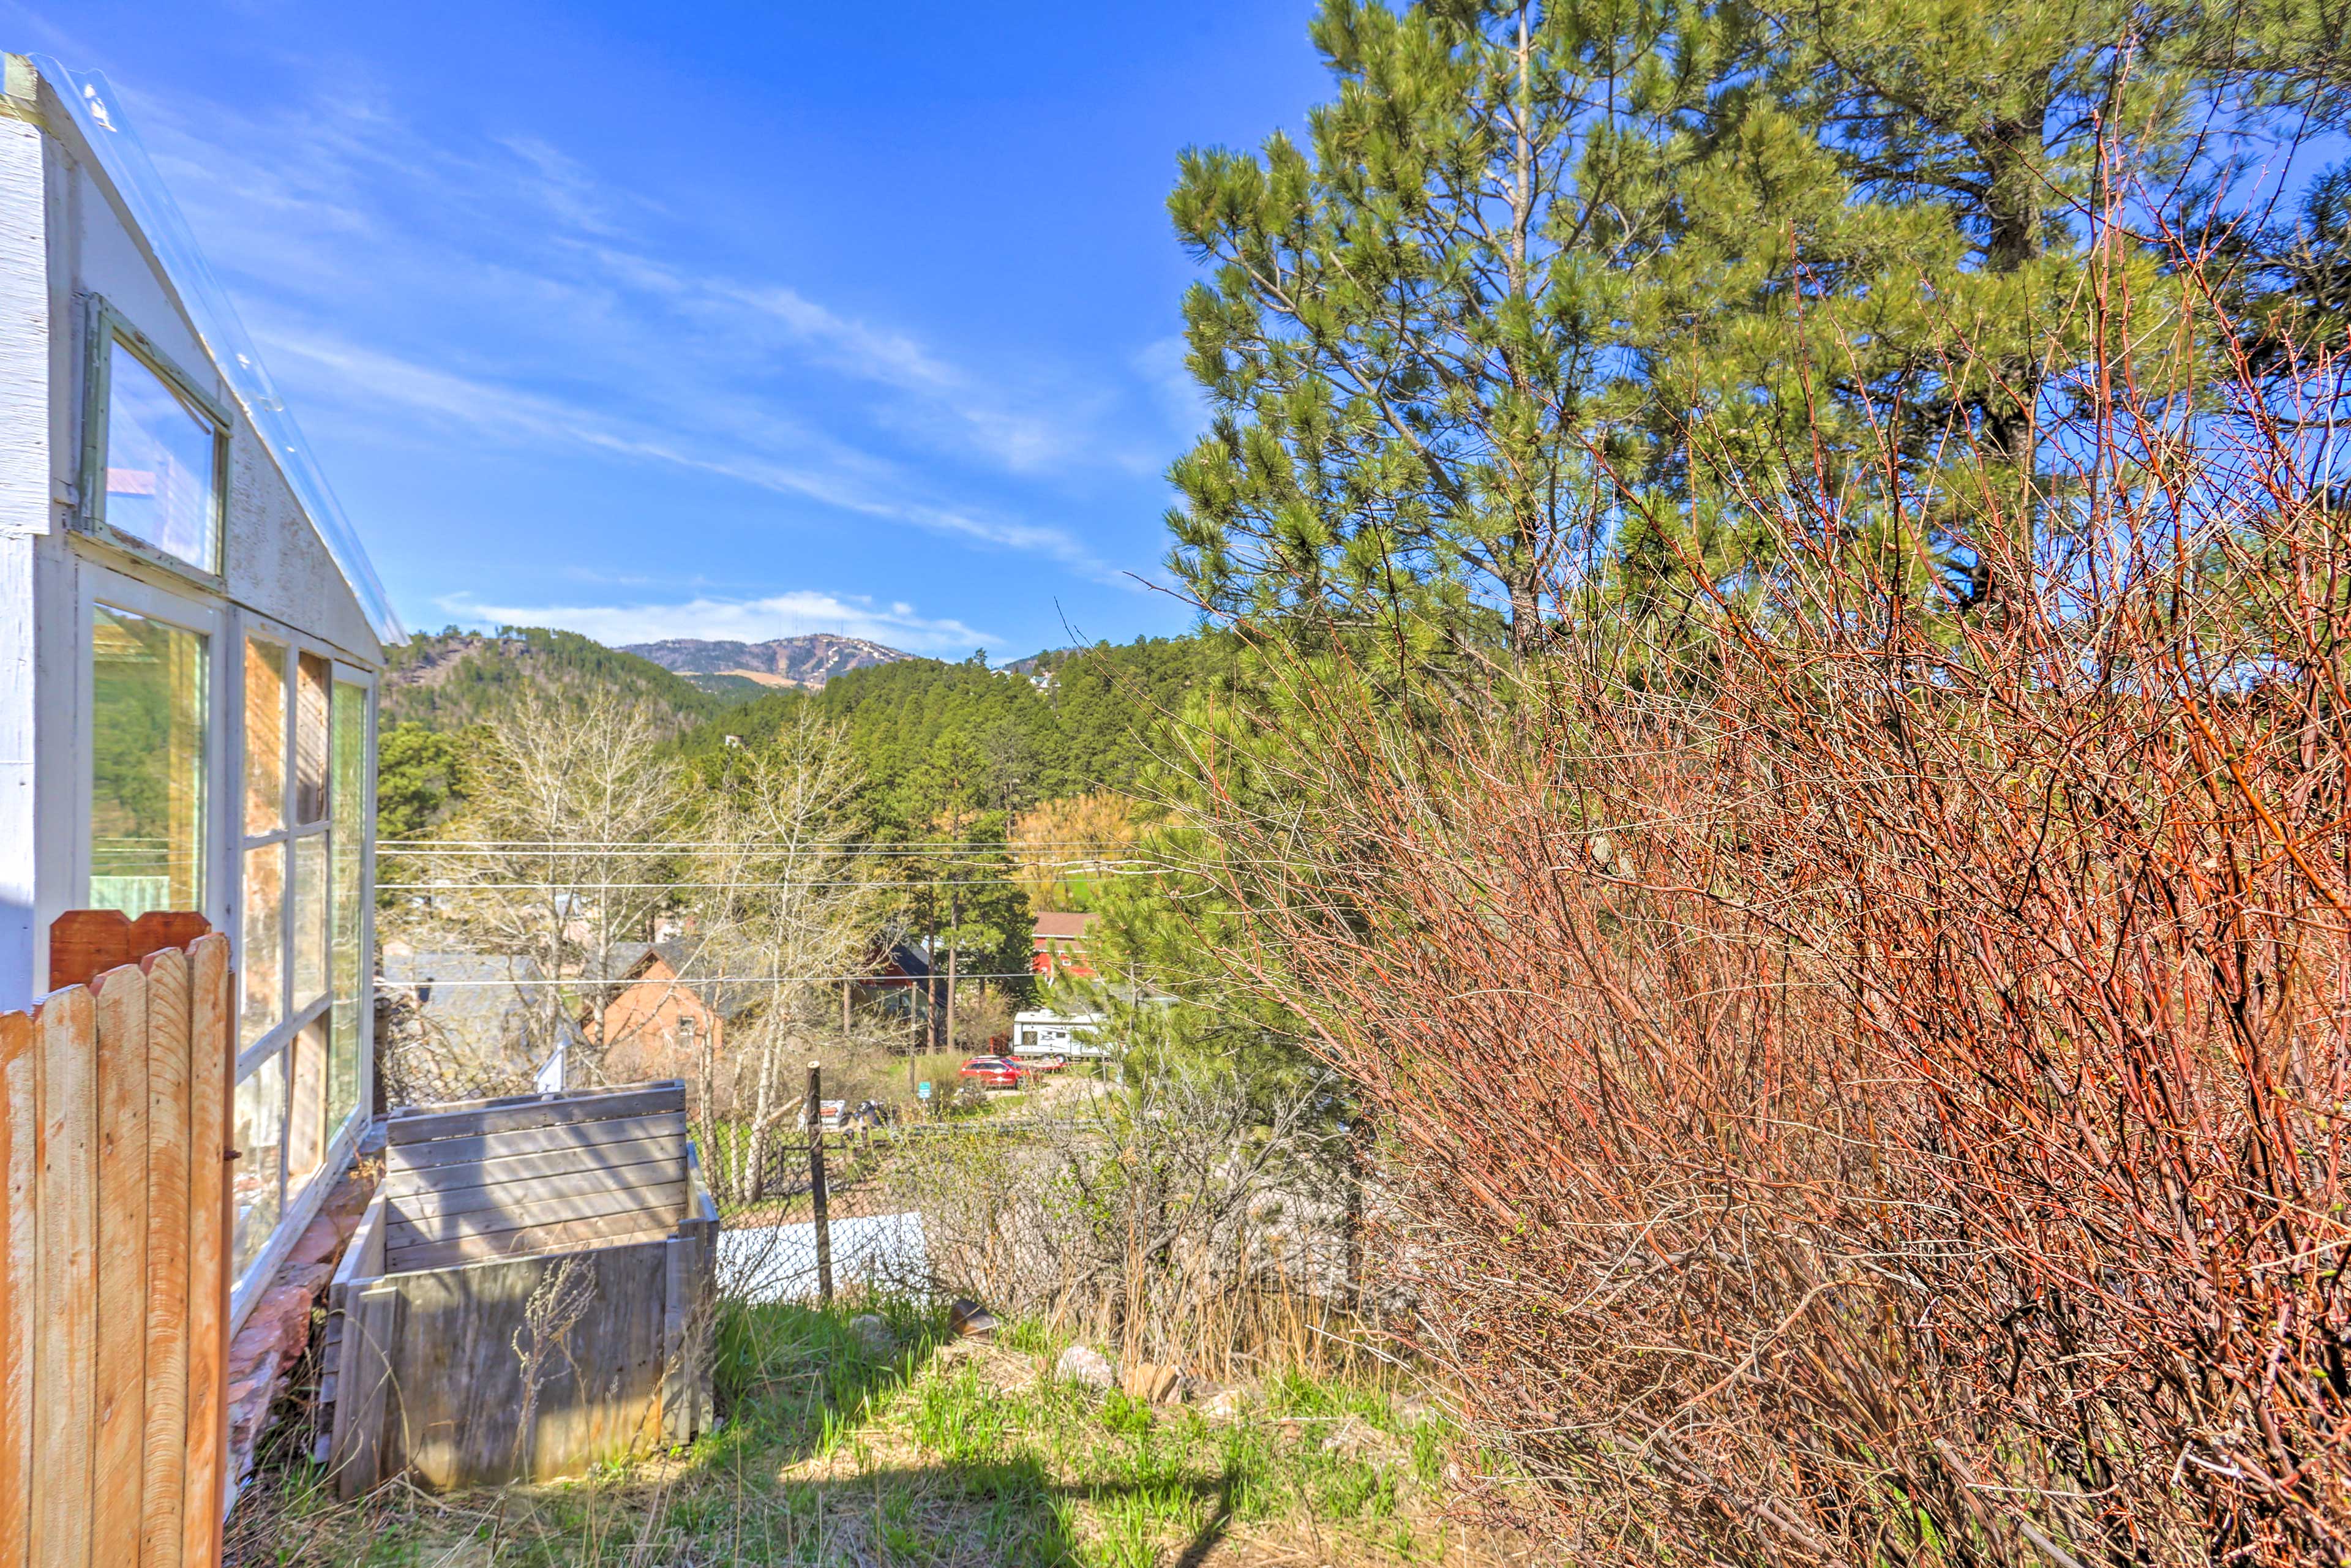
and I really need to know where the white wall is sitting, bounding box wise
[0,64,385,1007]
[0,92,51,1008]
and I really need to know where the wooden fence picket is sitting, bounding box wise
[0,928,233,1568]
[140,947,192,1565]
[0,1007,35,1568]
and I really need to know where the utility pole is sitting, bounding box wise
[806,1060,833,1302]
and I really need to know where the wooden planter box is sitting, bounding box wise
[323,1081,717,1496]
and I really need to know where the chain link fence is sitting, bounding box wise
[372,996,1381,1371]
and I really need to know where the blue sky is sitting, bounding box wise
[12,1,1331,658]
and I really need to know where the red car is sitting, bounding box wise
[958,1055,1030,1089]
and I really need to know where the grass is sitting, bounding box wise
[227,1299,1510,1567]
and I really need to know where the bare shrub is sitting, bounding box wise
[380,688,686,1081]
[1174,264,2351,1558]
[884,1063,1367,1378]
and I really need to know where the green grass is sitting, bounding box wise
[227,1300,1472,1567]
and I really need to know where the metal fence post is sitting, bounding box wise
[807,1060,834,1304]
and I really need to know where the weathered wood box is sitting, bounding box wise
[323,1081,718,1496]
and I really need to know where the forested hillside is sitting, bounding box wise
[376,629,1209,848]
[382,628,730,733]
[673,637,1207,829]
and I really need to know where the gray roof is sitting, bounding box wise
[380,951,542,1057]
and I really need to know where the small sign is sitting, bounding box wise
[917,1081,932,1100]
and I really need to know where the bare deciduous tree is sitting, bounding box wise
[390,689,686,1081]
[687,715,876,1204]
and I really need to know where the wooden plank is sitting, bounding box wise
[384,1180,685,1253]
[385,1240,669,1491]
[322,1197,384,1487]
[386,1082,684,1146]
[385,1133,684,1204]
[180,935,231,1568]
[329,1196,385,1296]
[332,1285,399,1502]
[385,1111,687,1176]
[660,1235,704,1445]
[46,912,130,996]
[137,948,191,1568]
[44,912,212,994]
[0,1008,36,1568]
[89,964,148,1568]
[391,1152,688,1220]
[32,984,96,1568]
[384,1208,682,1274]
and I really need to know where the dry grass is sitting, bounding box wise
[226,1299,1534,1567]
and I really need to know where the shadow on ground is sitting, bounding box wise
[228,1296,1390,1566]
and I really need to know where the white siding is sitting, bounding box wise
[0,105,48,1007]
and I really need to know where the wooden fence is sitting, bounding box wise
[0,930,234,1568]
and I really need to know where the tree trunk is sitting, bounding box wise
[1972,97,2050,613]
[746,1023,781,1204]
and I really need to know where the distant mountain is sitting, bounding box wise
[621,634,912,691]
[382,628,727,736]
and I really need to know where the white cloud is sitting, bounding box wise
[437,590,998,655]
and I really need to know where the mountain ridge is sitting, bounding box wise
[621,632,912,691]
[382,628,726,734]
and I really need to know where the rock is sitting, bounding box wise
[286,1215,343,1268]
[1198,1387,1246,1420]
[1056,1345,1116,1389]
[847,1313,896,1358]
[948,1297,1000,1337]
[1121,1360,1183,1404]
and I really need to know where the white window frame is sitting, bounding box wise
[234,614,335,1074]
[227,612,378,1322]
[69,561,231,931]
[74,296,232,587]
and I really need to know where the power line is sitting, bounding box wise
[380,840,1133,852]
[385,872,1151,891]
[378,970,1049,989]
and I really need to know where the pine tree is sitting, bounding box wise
[1166,0,1706,660]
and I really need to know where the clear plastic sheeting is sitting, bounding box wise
[36,57,405,644]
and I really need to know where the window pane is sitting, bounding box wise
[293,652,329,824]
[331,704,364,1003]
[330,681,367,1136]
[103,342,220,573]
[239,842,284,1048]
[285,1019,327,1195]
[243,637,285,835]
[89,606,205,917]
[292,833,327,1011]
[328,999,361,1139]
[231,1052,285,1280]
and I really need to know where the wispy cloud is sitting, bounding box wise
[436,590,997,654]
[257,327,1111,569]
[118,70,1130,561]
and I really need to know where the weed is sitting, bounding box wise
[230,1298,1516,1567]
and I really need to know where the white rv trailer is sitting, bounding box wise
[1010,1008,1112,1060]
